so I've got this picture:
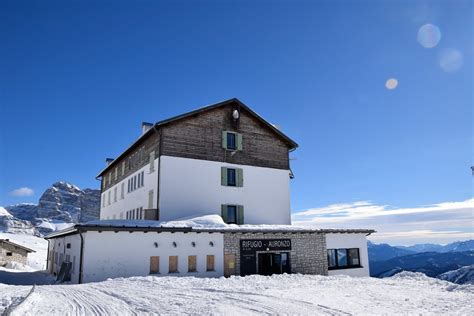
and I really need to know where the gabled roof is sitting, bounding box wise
[0,239,36,253]
[97,98,298,178]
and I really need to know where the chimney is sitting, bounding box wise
[142,122,153,135]
[105,158,114,166]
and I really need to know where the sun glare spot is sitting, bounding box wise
[417,24,441,48]
[439,48,463,73]
[385,78,398,90]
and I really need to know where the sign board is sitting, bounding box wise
[240,239,292,276]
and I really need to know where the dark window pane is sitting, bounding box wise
[348,248,360,266]
[227,133,236,150]
[227,205,237,224]
[227,168,236,186]
[327,249,337,268]
[337,249,348,267]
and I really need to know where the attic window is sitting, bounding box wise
[227,133,236,150]
[6,252,12,256]
[66,243,71,249]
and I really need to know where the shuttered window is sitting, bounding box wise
[207,255,215,271]
[149,151,155,172]
[188,255,197,272]
[169,256,178,273]
[150,256,160,274]
[148,190,154,209]
[221,205,244,224]
[221,167,243,187]
[222,131,242,151]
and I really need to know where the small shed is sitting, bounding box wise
[0,239,35,266]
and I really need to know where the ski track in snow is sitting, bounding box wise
[1,273,473,315]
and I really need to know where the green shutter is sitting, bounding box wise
[221,167,228,186]
[221,205,228,223]
[222,131,227,149]
[237,205,244,225]
[237,168,243,187]
[237,133,243,150]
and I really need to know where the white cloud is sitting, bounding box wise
[292,199,474,245]
[9,187,35,197]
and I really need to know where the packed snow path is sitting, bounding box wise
[1,273,473,315]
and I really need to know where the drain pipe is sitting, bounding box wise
[78,231,85,284]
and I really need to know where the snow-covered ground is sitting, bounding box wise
[0,272,472,315]
[0,232,48,270]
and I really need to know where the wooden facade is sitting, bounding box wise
[100,99,296,191]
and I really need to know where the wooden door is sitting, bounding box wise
[224,254,236,277]
[188,256,197,272]
[150,256,159,274]
[169,256,178,273]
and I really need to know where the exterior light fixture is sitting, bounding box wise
[191,242,196,247]
[172,242,177,248]
[232,109,239,120]
[209,241,214,247]
[154,242,159,248]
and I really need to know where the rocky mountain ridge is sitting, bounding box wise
[1,181,100,236]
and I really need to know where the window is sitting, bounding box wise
[227,205,237,224]
[221,167,243,187]
[227,168,236,186]
[141,171,144,187]
[221,205,244,224]
[134,175,137,190]
[207,255,215,271]
[108,191,111,205]
[66,243,71,249]
[114,167,118,181]
[6,252,12,256]
[148,190,154,209]
[128,179,131,193]
[137,173,141,188]
[149,151,155,172]
[122,161,126,176]
[114,187,117,202]
[139,207,143,219]
[327,248,361,270]
[169,256,178,273]
[108,173,111,185]
[227,132,236,150]
[102,194,105,207]
[121,183,125,199]
[150,256,160,274]
[132,209,135,219]
[188,255,197,272]
[222,131,242,151]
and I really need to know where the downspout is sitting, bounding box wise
[152,126,163,219]
[78,231,85,284]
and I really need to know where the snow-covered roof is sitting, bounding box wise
[0,238,36,253]
[45,215,375,239]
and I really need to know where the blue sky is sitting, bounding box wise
[0,0,472,244]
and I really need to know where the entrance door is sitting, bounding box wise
[257,252,290,275]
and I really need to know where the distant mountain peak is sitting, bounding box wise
[2,181,100,236]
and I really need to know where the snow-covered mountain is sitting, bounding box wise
[438,265,474,285]
[1,181,100,236]
[397,240,474,253]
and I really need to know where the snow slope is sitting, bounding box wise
[0,232,48,270]
[1,273,472,315]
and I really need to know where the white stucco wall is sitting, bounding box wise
[159,155,291,224]
[325,233,370,277]
[47,234,82,283]
[81,231,224,283]
[100,159,158,220]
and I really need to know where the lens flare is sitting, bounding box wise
[439,48,463,73]
[417,24,441,48]
[385,78,398,90]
